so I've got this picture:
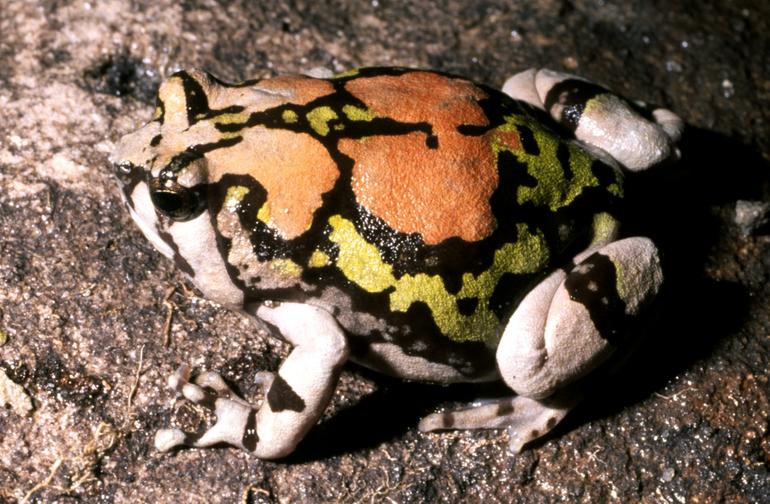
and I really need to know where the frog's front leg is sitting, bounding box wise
[503,68,683,171]
[420,237,662,452]
[155,302,348,459]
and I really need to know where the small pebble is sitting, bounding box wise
[734,200,770,236]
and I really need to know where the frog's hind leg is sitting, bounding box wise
[502,68,683,171]
[420,237,662,452]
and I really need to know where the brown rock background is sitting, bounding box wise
[0,1,768,502]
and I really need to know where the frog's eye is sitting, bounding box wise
[149,178,206,221]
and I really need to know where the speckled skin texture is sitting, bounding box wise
[0,0,769,502]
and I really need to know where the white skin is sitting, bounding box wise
[142,68,679,458]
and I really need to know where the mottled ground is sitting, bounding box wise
[1,1,768,502]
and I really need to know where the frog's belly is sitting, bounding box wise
[348,339,500,384]
[303,287,500,383]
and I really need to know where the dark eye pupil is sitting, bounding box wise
[149,181,205,221]
[151,190,186,216]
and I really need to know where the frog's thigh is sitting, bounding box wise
[499,237,662,399]
[502,68,683,171]
[156,303,349,459]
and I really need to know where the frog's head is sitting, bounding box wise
[111,71,216,259]
[111,70,245,306]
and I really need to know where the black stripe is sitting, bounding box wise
[563,252,626,344]
[174,71,211,126]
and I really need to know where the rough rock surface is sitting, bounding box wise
[1,1,768,502]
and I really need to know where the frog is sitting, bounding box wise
[111,66,682,459]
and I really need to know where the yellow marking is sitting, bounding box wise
[329,215,394,292]
[334,124,345,131]
[219,131,242,140]
[583,94,610,115]
[224,185,249,212]
[493,115,623,211]
[256,202,271,225]
[342,104,376,122]
[211,112,250,140]
[591,212,620,245]
[614,258,627,303]
[332,68,360,79]
[214,111,249,125]
[282,109,299,123]
[308,250,331,268]
[328,216,549,343]
[153,106,163,120]
[269,258,302,278]
[307,106,338,136]
[607,181,623,198]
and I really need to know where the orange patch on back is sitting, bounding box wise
[494,130,521,152]
[208,127,339,239]
[341,72,500,245]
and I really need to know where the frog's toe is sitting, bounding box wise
[192,370,234,396]
[154,427,187,452]
[503,394,576,453]
[253,370,275,391]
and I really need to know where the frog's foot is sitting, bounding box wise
[154,365,260,452]
[157,303,348,459]
[418,392,578,452]
[503,68,683,171]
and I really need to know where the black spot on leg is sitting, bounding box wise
[266,374,306,412]
[496,401,514,416]
[530,429,540,439]
[564,252,627,344]
[546,416,557,429]
[242,409,259,451]
[441,412,455,429]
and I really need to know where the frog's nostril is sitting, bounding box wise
[114,161,134,176]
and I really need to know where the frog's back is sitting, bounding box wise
[150,68,625,376]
